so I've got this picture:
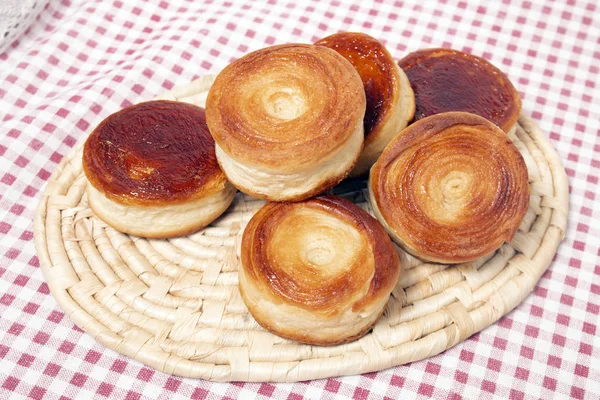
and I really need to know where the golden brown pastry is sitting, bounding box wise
[315,32,415,177]
[83,100,236,238]
[369,112,529,264]
[239,195,402,345]
[205,44,366,202]
[398,48,522,133]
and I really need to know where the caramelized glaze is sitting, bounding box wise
[370,112,529,263]
[315,32,397,137]
[398,48,521,132]
[83,100,226,205]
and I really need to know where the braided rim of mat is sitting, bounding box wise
[34,75,569,382]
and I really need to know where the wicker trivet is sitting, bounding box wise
[34,76,568,382]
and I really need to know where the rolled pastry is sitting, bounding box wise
[316,32,415,176]
[239,195,402,345]
[369,112,529,264]
[83,100,236,238]
[206,44,366,202]
[398,48,522,133]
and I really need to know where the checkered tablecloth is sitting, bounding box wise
[0,0,598,398]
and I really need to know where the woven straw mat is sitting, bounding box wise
[34,75,569,382]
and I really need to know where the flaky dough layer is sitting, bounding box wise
[88,183,235,238]
[214,121,363,202]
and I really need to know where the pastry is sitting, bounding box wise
[83,100,236,238]
[398,48,522,133]
[369,112,529,264]
[239,195,402,345]
[205,44,366,202]
[316,32,415,176]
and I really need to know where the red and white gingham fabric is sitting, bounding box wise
[1,0,598,399]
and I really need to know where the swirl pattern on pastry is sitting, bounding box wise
[206,44,366,201]
[316,32,415,176]
[369,112,529,264]
[239,195,402,345]
[83,100,235,238]
[398,48,521,133]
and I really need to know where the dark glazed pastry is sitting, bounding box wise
[83,100,235,238]
[369,112,529,264]
[398,48,521,133]
[239,195,402,345]
[316,32,415,176]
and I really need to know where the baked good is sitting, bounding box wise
[315,32,415,176]
[82,100,236,238]
[398,48,522,133]
[369,112,529,264]
[205,44,366,202]
[239,195,402,345]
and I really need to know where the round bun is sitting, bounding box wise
[239,195,402,345]
[369,112,529,264]
[83,100,236,238]
[206,44,366,202]
[398,48,522,133]
[316,32,415,177]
